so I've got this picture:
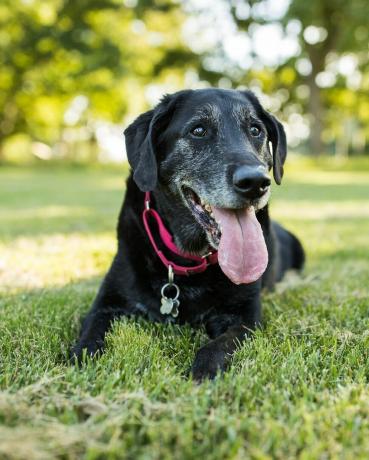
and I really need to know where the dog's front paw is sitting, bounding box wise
[191,341,230,382]
[69,340,103,365]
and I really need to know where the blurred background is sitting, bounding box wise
[1,0,368,165]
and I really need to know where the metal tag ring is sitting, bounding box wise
[161,282,180,301]
[168,264,174,284]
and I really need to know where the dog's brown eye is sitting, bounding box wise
[250,125,261,137]
[191,125,206,137]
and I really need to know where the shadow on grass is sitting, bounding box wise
[0,167,126,239]
[0,208,121,240]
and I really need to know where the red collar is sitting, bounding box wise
[142,192,218,276]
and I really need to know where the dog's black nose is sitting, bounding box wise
[233,165,271,199]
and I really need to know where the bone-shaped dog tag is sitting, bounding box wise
[160,297,174,315]
[160,278,180,317]
[160,297,180,317]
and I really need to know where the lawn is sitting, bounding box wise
[0,157,369,459]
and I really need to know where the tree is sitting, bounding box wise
[223,0,369,154]
[285,0,369,154]
[0,0,197,161]
[183,0,368,154]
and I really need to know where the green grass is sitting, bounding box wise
[1,157,369,459]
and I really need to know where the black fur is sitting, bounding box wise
[71,89,305,381]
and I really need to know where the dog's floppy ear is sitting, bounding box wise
[262,111,287,185]
[124,96,176,191]
[241,91,287,185]
[123,109,158,192]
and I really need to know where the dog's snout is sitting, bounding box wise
[232,165,271,199]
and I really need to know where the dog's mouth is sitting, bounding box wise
[182,186,221,248]
[181,185,269,285]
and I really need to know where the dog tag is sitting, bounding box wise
[170,299,179,318]
[160,297,180,317]
[160,297,174,315]
[160,281,180,317]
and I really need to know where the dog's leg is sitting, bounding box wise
[272,221,305,281]
[70,278,127,364]
[191,298,261,381]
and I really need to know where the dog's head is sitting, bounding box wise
[124,89,287,257]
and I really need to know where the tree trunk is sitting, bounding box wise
[303,9,341,157]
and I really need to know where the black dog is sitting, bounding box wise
[72,89,304,380]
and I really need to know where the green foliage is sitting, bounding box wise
[1,159,369,458]
[223,0,369,154]
[0,0,195,160]
[0,0,368,161]
[285,0,369,153]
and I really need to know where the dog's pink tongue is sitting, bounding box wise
[212,206,268,284]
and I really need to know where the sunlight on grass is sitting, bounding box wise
[273,200,369,219]
[0,206,93,221]
[0,233,116,290]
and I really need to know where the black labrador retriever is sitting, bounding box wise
[72,89,304,380]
